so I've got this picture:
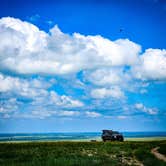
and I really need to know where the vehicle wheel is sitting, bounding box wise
[119,137,124,142]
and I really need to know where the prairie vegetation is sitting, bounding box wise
[0,141,166,166]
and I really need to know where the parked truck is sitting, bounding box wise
[101,130,124,142]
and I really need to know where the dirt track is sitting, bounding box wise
[151,147,166,162]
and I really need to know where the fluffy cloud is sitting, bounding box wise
[0,98,19,113]
[85,111,101,118]
[135,103,158,115]
[0,17,47,52]
[132,49,166,81]
[0,73,50,98]
[84,68,123,86]
[0,17,165,80]
[31,110,80,119]
[12,109,80,119]
[0,73,84,117]
[0,17,141,75]
[57,110,80,116]
[0,17,165,120]
[91,87,124,99]
[48,91,84,108]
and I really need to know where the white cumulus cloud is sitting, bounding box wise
[85,111,101,118]
[0,73,84,117]
[135,103,158,115]
[0,17,165,120]
[84,68,123,86]
[132,49,166,81]
[0,17,141,75]
[91,87,125,99]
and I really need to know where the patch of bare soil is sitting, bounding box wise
[121,156,144,166]
[111,152,144,166]
[151,147,166,162]
[81,149,144,166]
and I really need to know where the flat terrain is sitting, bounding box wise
[0,141,166,166]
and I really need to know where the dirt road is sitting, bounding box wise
[151,147,166,162]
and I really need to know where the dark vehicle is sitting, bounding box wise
[102,130,124,142]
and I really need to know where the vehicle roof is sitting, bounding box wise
[102,130,120,134]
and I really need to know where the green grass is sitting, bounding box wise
[158,142,166,155]
[0,141,166,166]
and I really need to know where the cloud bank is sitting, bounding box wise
[0,17,165,119]
[0,17,165,79]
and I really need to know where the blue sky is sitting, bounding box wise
[0,0,166,132]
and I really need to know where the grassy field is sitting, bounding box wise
[0,141,166,166]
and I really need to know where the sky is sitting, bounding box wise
[0,0,166,133]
